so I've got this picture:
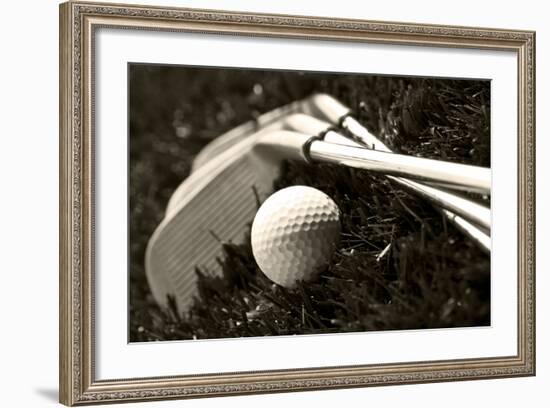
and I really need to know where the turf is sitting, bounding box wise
[129,65,490,342]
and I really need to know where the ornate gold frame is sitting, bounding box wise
[59,1,536,405]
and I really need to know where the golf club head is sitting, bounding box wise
[167,112,336,216]
[190,95,339,171]
[191,99,309,173]
[146,108,324,313]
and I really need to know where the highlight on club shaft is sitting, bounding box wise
[307,139,491,195]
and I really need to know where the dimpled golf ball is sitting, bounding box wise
[251,186,341,288]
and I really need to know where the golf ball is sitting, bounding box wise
[251,186,341,288]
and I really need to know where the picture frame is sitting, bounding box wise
[59,1,536,405]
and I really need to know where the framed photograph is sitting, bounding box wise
[59,1,536,405]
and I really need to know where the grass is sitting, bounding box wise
[129,65,490,342]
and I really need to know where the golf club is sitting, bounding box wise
[189,111,490,249]
[193,99,490,232]
[191,103,491,196]
[172,108,491,232]
[147,107,490,313]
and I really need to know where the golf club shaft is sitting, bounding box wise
[343,113,488,197]
[385,175,490,233]
[442,209,491,252]
[307,140,491,195]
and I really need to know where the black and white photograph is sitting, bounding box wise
[53,1,537,405]
[129,65,491,342]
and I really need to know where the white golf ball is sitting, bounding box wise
[251,186,341,288]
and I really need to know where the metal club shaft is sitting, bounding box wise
[306,139,491,195]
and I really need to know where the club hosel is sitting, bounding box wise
[341,116,392,152]
[256,130,312,162]
[308,93,389,151]
[283,113,333,137]
[282,113,368,150]
[322,130,357,146]
[310,93,352,125]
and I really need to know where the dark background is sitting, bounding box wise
[129,64,490,342]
